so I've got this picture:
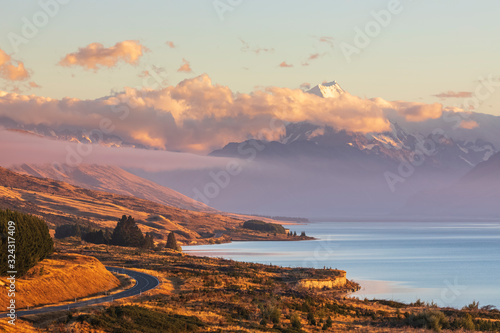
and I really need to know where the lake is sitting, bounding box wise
[184,221,500,309]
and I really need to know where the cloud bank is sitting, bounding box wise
[434,91,473,99]
[0,129,231,171]
[0,74,449,153]
[59,40,146,70]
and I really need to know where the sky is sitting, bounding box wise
[1,0,500,116]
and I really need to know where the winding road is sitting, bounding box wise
[1,267,160,318]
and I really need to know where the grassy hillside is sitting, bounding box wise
[0,253,120,309]
[0,167,251,244]
[10,163,215,212]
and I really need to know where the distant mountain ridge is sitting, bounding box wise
[401,152,500,218]
[9,164,215,212]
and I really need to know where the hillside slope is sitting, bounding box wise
[0,166,244,243]
[0,253,120,309]
[10,163,214,212]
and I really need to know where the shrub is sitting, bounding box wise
[451,313,475,331]
[406,310,449,333]
[463,301,479,311]
[81,305,203,332]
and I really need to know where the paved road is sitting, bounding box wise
[1,267,160,318]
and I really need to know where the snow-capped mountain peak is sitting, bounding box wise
[307,81,345,98]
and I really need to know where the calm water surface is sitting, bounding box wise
[184,222,500,308]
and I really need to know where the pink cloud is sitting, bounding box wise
[459,120,479,129]
[300,82,311,90]
[0,49,30,81]
[239,39,274,54]
[177,58,192,73]
[318,36,334,48]
[165,41,176,48]
[58,40,147,70]
[374,99,444,122]
[302,53,324,66]
[279,61,293,68]
[433,91,473,99]
[0,74,396,153]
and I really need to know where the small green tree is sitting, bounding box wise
[165,232,181,251]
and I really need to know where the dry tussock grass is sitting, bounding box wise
[0,319,40,332]
[0,253,120,309]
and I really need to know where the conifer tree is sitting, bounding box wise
[165,232,181,252]
[143,232,155,249]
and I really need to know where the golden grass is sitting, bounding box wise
[0,253,120,309]
[0,166,246,242]
[0,319,40,332]
[0,186,23,200]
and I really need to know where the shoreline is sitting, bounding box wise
[181,221,500,310]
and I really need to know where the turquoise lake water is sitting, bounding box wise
[184,221,500,309]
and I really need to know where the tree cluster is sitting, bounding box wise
[55,223,112,245]
[55,215,180,251]
[55,215,155,249]
[242,220,286,234]
[0,209,54,276]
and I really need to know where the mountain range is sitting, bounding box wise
[1,80,499,218]
[128,82,500,218]
[402,151,500,218]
